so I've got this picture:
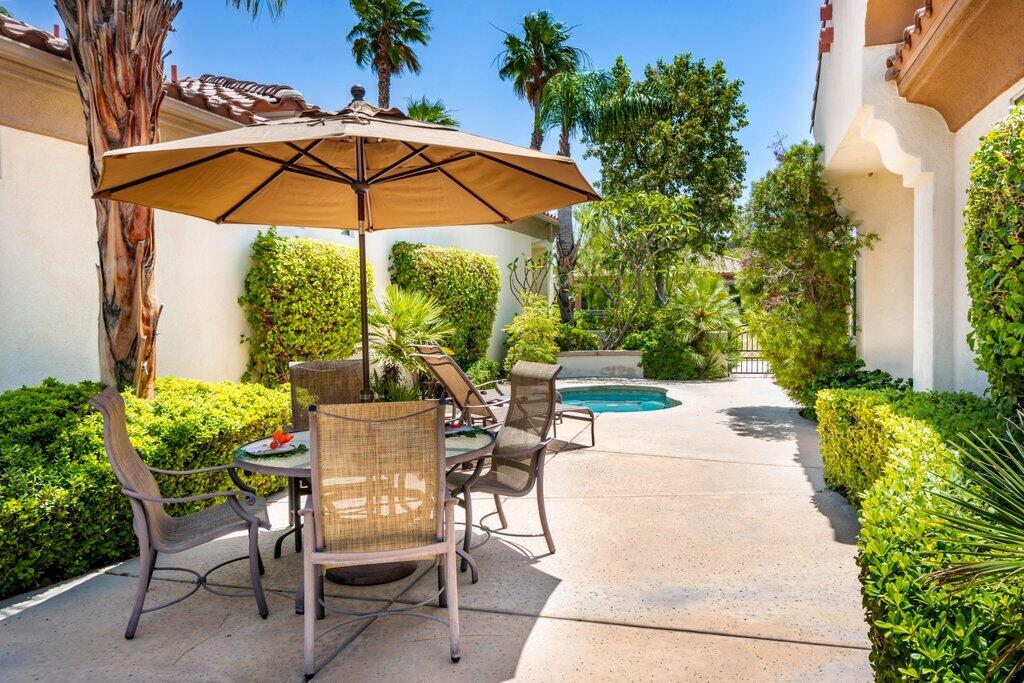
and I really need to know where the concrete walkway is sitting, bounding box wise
[0,377,870,681]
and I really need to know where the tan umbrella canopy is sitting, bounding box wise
[95,85,599,397]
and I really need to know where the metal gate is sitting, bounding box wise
[732,332,770,375]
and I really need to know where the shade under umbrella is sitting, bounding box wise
[94,85,600,398]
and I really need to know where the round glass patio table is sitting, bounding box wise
[234,428,495,585]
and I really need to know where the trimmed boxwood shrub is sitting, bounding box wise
[390,241,500,363]
[623,328,700,380]
[964,104,1024,408]
[816,388,1023,679]
[0,377,289,599]
[556,323,600,352]
[239,229,368,385]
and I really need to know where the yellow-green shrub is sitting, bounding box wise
[389,241,500,363]
[0,377,289,598]
[239,229,368,385]
[816,388,1022,679]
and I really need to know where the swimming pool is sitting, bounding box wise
[559,385,680,413]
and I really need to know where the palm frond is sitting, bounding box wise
[225,0,287,20]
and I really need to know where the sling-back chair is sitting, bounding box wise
[299,400,460,679]
[89,387,270,639]
[447,361,561,575]
[416,352,595,447]
[279,360,362,557]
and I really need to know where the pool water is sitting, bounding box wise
[559,386,680,413]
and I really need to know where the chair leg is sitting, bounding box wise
[257,548,265,576]
[437,558,447,608]
[460,486,473,572]
[456,547,479,584]
[303,561,316,679]
[125,544,156,640]
[537,465,556,554]
[493,495,508,529]
[445,508,461,663]
[249,523,269,619]
[316,569,325,620]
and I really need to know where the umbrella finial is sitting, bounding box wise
[350,84,366,102]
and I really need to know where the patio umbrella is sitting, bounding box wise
[94,85,599,399]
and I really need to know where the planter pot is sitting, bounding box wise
[556,350,642,379]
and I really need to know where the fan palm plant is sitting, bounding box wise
[405,96,458,127]
[667,270,742,379]
[927,420,1024,679]
[347,0,432,109]
[495,10,586,150]
[369,285,453,385]
[54,0,285,397]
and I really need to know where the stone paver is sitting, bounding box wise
[0,377,870,681]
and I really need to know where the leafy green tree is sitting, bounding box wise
[539,69,663,321]
[0,5,11,18]
[347,0,432,109]
[495,10,586,150]
[503,294,560,372]
[737,142,874,406]
[576,191,696,348]
[404,96,458,127]
[586,54,748,286]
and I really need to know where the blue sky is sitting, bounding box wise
[14,0,819,190]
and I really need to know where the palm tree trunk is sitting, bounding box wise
[377,67,391,109]
[530,104,544,150]
[554,126,575,323]
[56,0,178,398]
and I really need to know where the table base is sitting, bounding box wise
[325,561,418,586]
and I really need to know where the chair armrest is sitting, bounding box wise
[148,463,237,476]
[476,380,505,395]
[122,487,256,506]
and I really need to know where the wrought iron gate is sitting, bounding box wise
[732,332,770,375]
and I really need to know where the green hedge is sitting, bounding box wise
[389,241,500,363]
[816,388,1022,679]
[964,104,1024,409]
[0,377,290,599]
[622,328,700,380]
[239,229,368,385]
[503,297,559,373]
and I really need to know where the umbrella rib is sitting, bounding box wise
[92,148,239,198]
[237,149,350,185]
[393,141,509,222]
[284,142,357,184]
[215,140,322,224]
[475,152,598,200]
[366,145,429,183]
[372,153,476,185]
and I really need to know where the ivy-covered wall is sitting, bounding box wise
[389,241,500,363]
[238,229,369,385]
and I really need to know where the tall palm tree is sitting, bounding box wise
[347,0,432,109]
[405,96,458,127]
[55,0,284,398]
[539,70,662,321]
[495,11,586,150]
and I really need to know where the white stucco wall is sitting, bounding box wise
[812,0,1024,394]
[0,124,543,390]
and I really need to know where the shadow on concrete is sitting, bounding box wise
[721,405,860,546]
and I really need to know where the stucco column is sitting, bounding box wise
[910,173,955,390]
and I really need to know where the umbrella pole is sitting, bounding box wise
[356,137,373,402]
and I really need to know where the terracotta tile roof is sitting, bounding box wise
[165,75,318,124]
[698,254,744,278]
[0,15,69,59]
[0,14,318,124]
[884,0,935,81]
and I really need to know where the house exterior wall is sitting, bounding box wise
[0,44,550,391]
[813,0,1024,393]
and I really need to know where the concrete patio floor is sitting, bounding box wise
[0,376,870,681]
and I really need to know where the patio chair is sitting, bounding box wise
[299,400,460,678]
[416,352,595,447]
[279,360,363,557]
[412,344,505,403]
[447,361,560,573]
[88,386,270,640]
